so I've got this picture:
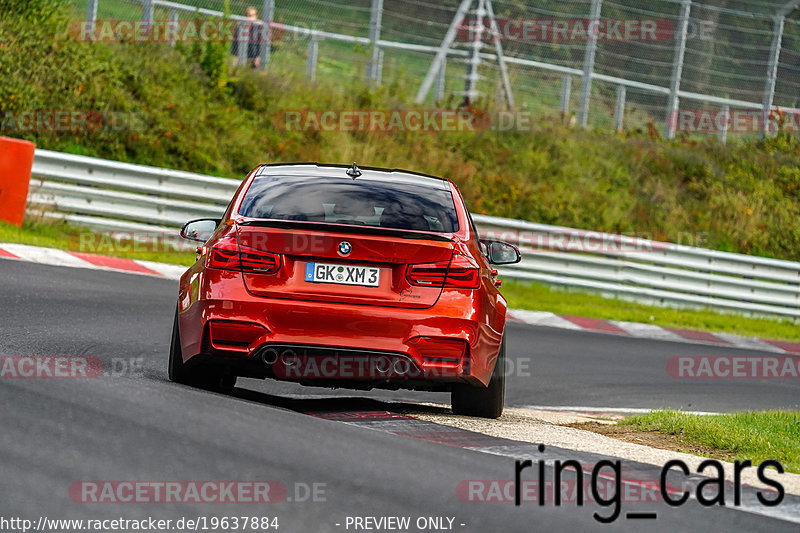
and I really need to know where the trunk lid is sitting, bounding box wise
[236,222,455,309]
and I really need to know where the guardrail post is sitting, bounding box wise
[259,0,275,70]
[719,104,729,144]
[306,36,319,81]
[86,0,98,32]
[577,0,602,128]
[560,76,572,117]
[614,85,626,133]
[367,0,384,86]
[664,0,691,139]
[761,14,785,137]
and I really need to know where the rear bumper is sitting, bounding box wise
[178,268,505,388]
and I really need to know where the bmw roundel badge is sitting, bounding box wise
[338,241,352,255]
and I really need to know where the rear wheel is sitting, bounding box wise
[451,336,505,419]
[169,308,237,392]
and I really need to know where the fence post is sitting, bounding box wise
[376,48,384,86]
[86,0,98,32]
[168,9,178,47]
[464,0,486,103]
[306,36,319,81]
[435,59,447,101]
[664,0,691,139]
[415,0,472,104]
[560,76,572,117]
[577,0,602,128]
[719,104,729,144]
[142,0,153,24]
[614,85,626,133]
[368,0,384,86]
[237,21,249,66]
[761,14,785,137]
[259,0,275,70]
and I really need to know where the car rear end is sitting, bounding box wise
[176,165,506,392]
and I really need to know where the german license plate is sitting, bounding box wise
[304,262,380,287]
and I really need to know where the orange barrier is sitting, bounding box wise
[0,137,36,227]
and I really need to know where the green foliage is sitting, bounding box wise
[0,0,67,22]
[198,0,231,88]
[2,7,799,260]
[622,410,800,474]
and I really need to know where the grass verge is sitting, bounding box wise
[0,219,195,266]
[502,279,800,342]
[617,410,800,474]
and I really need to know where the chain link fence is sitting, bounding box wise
[74,0,800,137]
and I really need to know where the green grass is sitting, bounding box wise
[622,410,800,474]
[501,279,800,342]
[0,219,195,266]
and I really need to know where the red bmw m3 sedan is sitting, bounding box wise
[169,163,520,418]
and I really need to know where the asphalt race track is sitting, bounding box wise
[2,258,799,532]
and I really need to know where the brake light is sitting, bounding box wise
[239,245,281,273]
[206,237,240,270]
[406,254,480,289]
[206,237,281,274]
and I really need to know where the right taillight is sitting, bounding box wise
[406,254,480,289]
[206,237,281,274]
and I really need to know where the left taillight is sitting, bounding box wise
[206,237,281,274]
[406,254,480,289]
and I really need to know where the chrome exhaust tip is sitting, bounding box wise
[259,347,279,365]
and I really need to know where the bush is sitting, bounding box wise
[1,5,799,260]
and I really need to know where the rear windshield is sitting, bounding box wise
[238,175,459,233]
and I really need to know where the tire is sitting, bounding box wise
[168,307,237,392]
[451,336,506,419]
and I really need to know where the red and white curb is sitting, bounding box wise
[0,243,185,280]
[3,242,799,355]
[507,309,800,355]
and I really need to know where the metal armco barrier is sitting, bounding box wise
[26,149,800,319]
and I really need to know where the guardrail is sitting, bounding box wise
[27,149,800,319]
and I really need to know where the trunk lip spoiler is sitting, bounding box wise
[236,219,455,242]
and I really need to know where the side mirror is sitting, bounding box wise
[180,218,220,243]
[482,240,521,265]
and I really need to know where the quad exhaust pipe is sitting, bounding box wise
[255,345,414,377]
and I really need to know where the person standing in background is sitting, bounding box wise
[231,7,262,68]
